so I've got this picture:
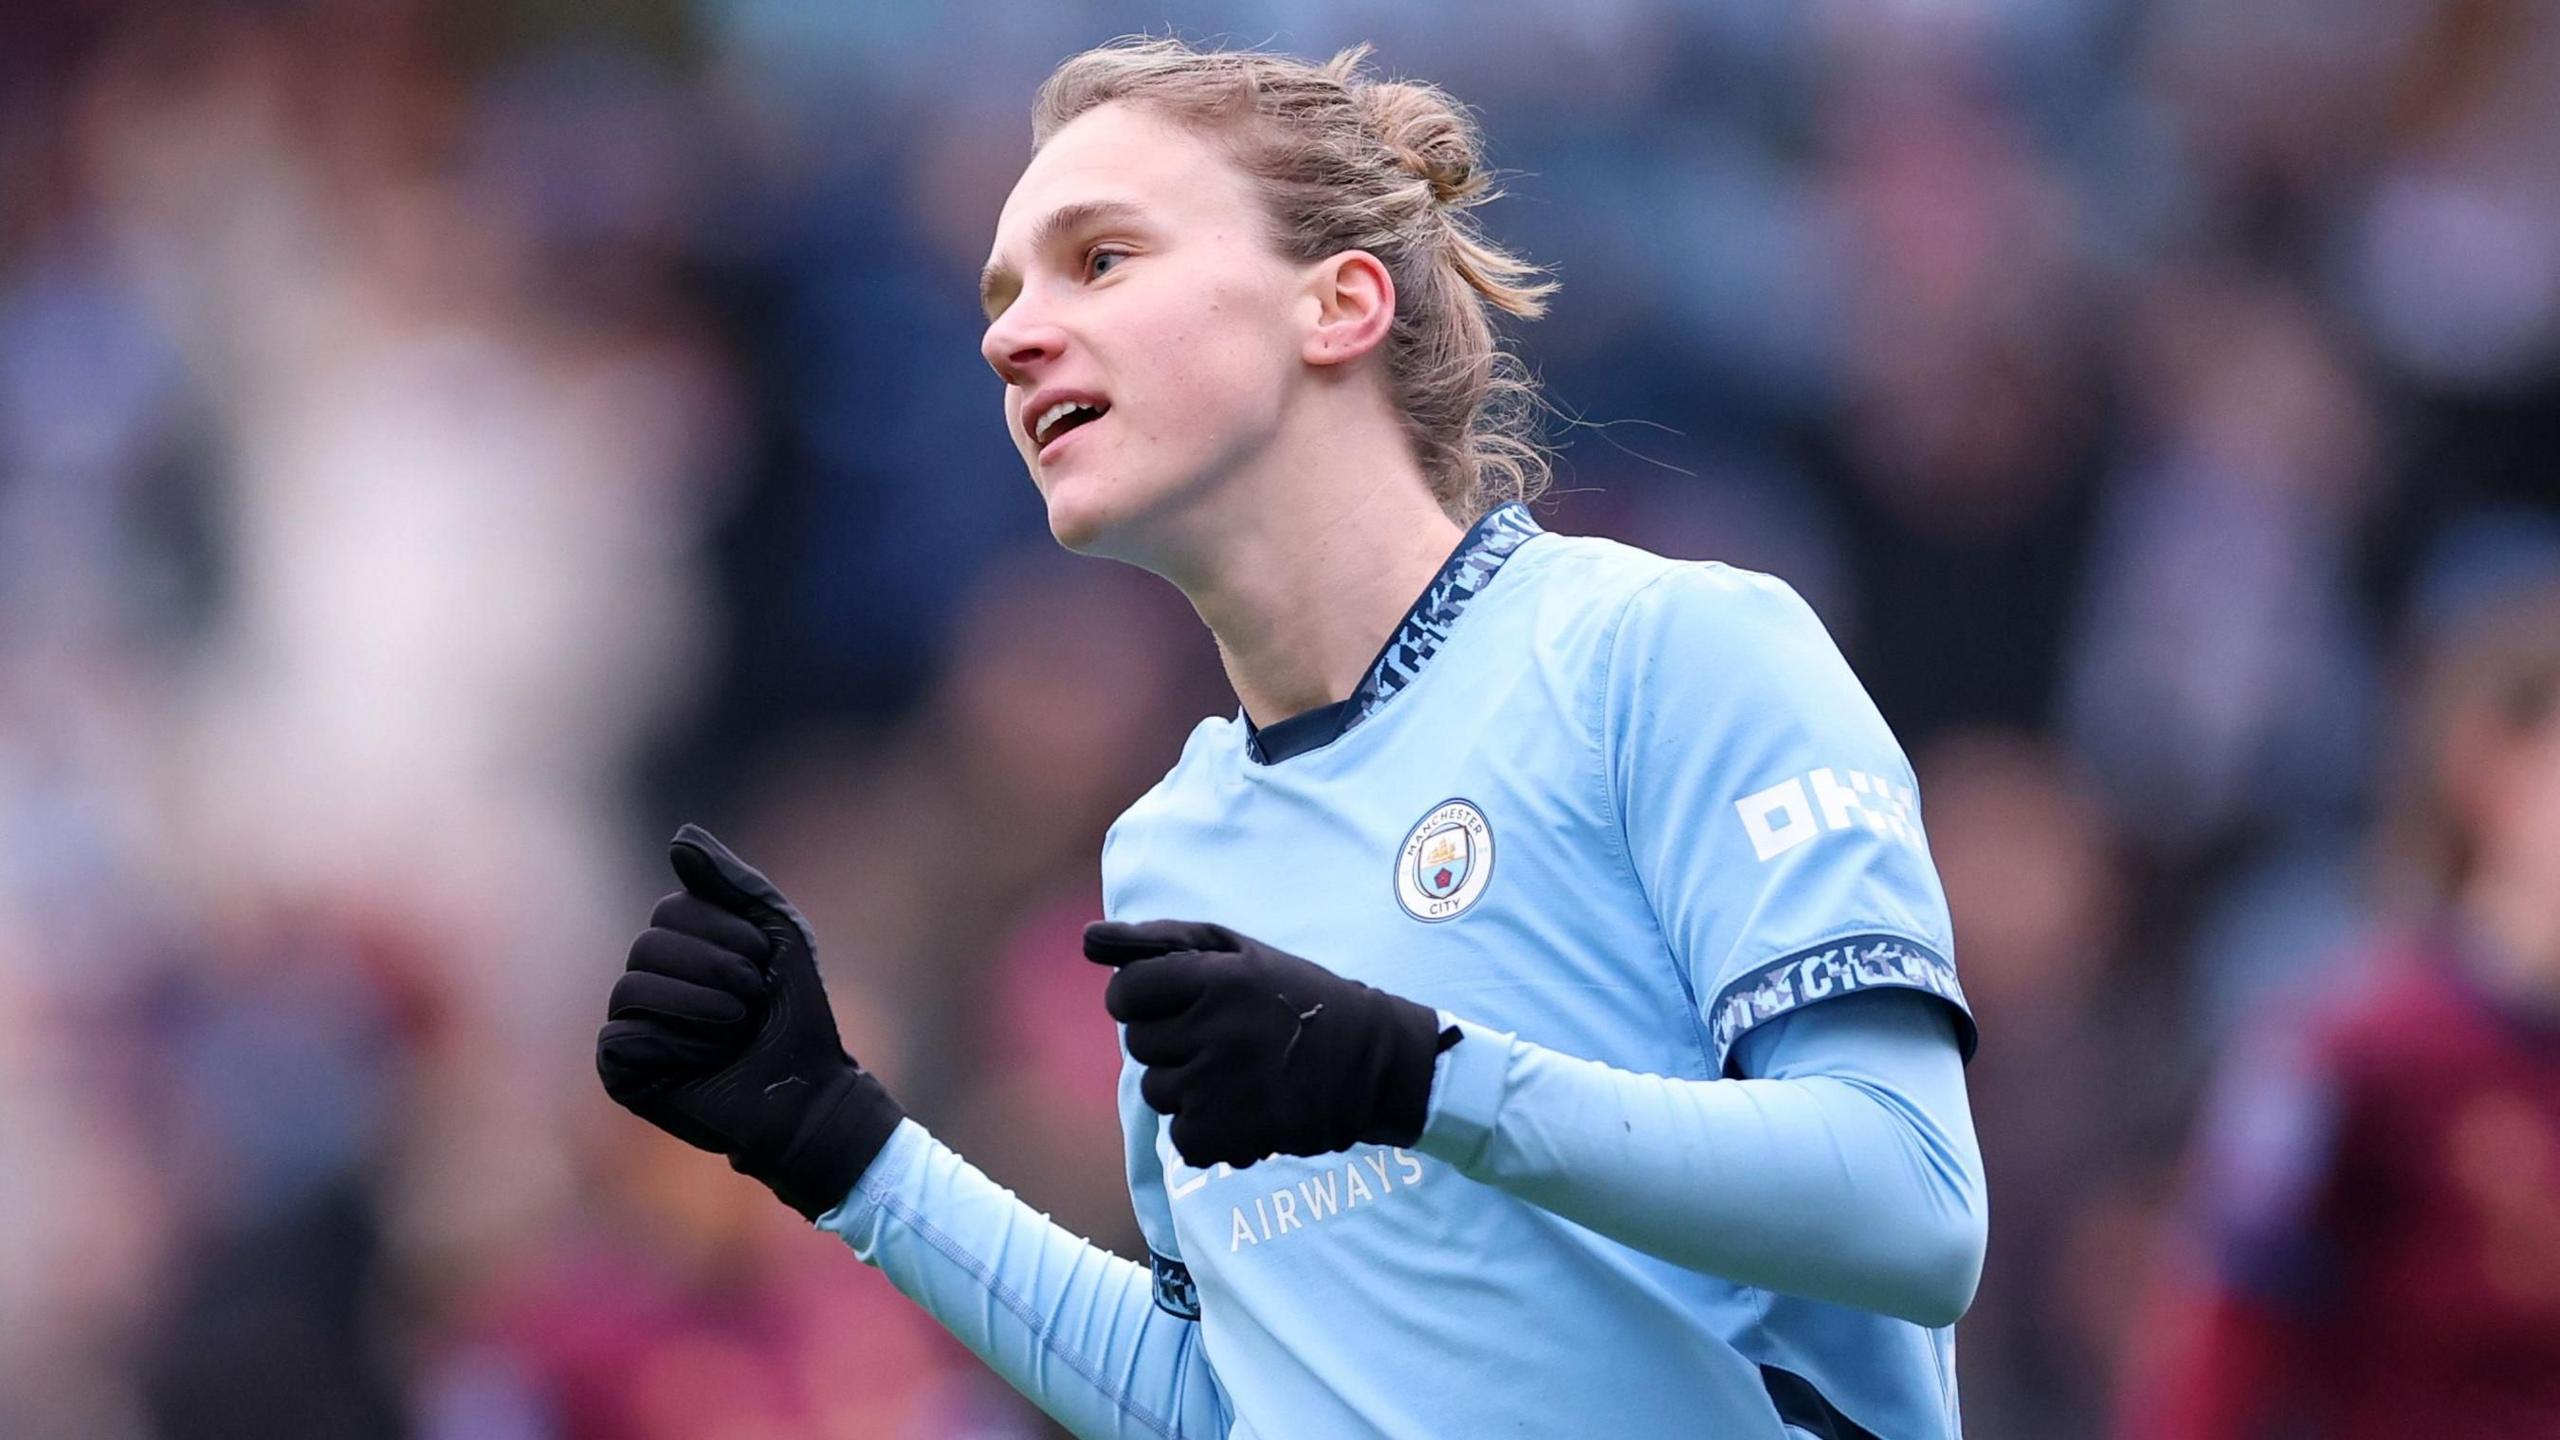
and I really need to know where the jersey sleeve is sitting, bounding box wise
[1600,564,1973,1072]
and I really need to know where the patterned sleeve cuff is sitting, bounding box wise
[1417,1012,1514,1170]
[1705,933,1976,1075]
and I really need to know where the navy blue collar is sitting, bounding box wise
[1243,502,1544,764]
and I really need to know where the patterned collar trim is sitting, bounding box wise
[1245,502,1544,764]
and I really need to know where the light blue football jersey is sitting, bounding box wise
[1100,502,1975,1438]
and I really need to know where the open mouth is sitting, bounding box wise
[1031,399,1110,457]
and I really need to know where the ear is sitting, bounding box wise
[1300,250,1396,368]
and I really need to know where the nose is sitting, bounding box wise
[981,302,1066,389]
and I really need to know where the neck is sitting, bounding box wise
[1145,407,1465,728]
[1199,486,1464,729]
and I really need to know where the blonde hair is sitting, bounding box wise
[1031,36,1555,523]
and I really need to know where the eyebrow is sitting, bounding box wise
[979,200,1150,316]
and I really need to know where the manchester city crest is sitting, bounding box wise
[1394,799,1495,921]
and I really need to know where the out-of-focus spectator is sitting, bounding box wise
[2117,577,2560,1439]
[2063,270,2380,859]
[1805,67,2108,747]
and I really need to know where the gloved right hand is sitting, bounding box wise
[597,823,904,1221]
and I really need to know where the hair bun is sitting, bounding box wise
[1358,80,1484,208]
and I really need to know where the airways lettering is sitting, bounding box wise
[1160,1144,1429,1252]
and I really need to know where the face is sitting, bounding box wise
[2483,711,2560,897]
[980,104,1308,558]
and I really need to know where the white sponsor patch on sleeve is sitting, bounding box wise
[1736,768,1922,861]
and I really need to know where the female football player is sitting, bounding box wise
[601,37,1986,1439]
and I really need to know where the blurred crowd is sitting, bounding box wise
[1,1,2555,1436]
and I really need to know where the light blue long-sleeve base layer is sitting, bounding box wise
[824,507,1983,1438]
[827,1120,1233,1440]
[821,990,1976,1440]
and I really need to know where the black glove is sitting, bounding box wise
[1083,919,1458,1169]
[598,824,903,1221]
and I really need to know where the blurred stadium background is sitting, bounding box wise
[3,1,2556,1436]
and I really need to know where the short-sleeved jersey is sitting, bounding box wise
[1100,504,1975,1438]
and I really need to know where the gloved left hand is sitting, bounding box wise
[1083,919,1458,1169]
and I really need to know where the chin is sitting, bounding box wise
[1047,506,1108,555]
[1040,454,1208,570]
[1040,478,1122,556]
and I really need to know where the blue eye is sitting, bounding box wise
[1086,248,1126,279]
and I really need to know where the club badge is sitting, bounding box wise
[1395,799,1494,922]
